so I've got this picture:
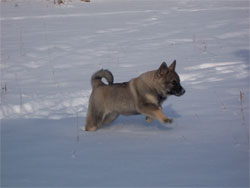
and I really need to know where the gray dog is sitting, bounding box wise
[85,60,185,131]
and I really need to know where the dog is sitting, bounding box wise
[85,60,185,131]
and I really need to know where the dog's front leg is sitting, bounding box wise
[138,103,172,124]
[145,105,166,123]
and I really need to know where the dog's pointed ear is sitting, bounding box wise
[169,60,176,71]
[157,62,169,77]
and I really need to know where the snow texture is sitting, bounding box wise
[1,0,249,187]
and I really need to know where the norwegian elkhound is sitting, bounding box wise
[85,60,185,131]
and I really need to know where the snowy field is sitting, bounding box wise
[1,0,249,187]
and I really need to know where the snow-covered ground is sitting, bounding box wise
[1,0,249,187]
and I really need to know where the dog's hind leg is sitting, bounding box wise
[103,113,119,126]
[85,111,104,131]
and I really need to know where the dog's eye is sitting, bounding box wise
[172,81,177,86]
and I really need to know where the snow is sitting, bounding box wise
[1,0,249,187]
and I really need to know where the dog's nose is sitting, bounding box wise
[181,88,185,95]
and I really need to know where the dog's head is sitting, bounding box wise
[156,60,185,97]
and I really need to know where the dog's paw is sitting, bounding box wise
[85,126,97,132]
[146,116,154,123]
[164,118,173,124]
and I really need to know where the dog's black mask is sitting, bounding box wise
[167,80,185,96]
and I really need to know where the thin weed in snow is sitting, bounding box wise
[72,111,80,159]
[239,91,249,141]
[240,91,245,121]
[43,22,59,90]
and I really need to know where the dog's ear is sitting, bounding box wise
[157,62,169,77]
[169,60,176,71]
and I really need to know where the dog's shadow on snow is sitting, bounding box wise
[101,104,181,132]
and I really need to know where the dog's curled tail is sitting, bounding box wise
[91,69,114,89]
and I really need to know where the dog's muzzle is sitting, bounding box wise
[180,88,185,95]
[176,88,185,96]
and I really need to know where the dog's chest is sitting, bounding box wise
[145,94,158,105]
[145,93,167,105]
